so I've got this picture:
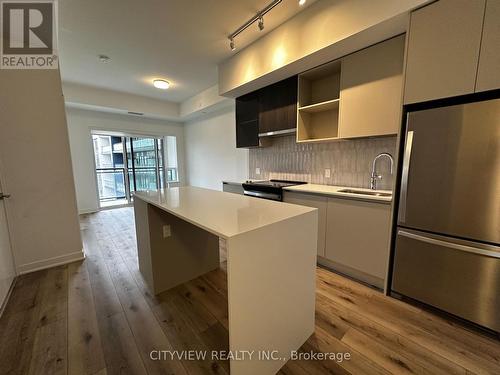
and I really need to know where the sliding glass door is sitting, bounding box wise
[128,137,165,192]
[93,135,128,207]
[93,134,175,208]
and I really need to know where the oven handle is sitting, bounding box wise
[244,190,281,201]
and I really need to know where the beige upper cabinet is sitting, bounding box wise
[404,0,486,104]
[476,0,500,93]
[339,35,405,138]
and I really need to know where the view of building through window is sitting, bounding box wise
[92,134,178,207]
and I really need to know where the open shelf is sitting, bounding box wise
[298,98,340,113]
[297,60,341,143]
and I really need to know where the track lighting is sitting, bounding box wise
[228,0,282,51]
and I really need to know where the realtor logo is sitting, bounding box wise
[1,0,58,69]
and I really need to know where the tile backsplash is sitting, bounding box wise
[249,135,398,190]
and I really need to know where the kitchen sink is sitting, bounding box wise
[338,189,392,197]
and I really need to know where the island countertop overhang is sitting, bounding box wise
[133,186,317,239]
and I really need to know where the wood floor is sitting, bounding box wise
[1,207,499,375]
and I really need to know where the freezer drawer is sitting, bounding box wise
[392,228,500,332]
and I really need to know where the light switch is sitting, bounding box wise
[324,168,331,178]
[255,167,261,175]
[163,225,171,238]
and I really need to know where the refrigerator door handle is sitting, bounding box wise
[398,230,500,259]
[398,129,414,223]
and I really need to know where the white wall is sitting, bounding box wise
[0,69,83,274]
[184,105,249,191]
[66,107,186,213]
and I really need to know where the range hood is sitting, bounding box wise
[258,128,296,138]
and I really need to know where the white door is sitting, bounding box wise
[0,177,15,310]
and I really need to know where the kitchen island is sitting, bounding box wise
[133,187,318,374]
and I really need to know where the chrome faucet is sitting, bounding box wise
[371,153,394,190]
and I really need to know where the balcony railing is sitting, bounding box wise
[96,168,126,201]
[96,166,179,203]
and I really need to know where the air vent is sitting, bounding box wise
[127,111,144,116]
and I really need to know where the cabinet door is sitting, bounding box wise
[339,35,404,138]
[283,191,327,257]
[259,76,298,134]
[325,198,391,286]
[404,0,485,104]
[236,91,259,123]
[476,0,500,93]
[236,120,259,148]
[236,92,260,148]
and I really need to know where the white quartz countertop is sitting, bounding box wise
[133,187,316,239]
[283,184,393,203]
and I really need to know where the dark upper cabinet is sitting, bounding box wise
[235,92,260,148]
[235,76,298,148]
[259,76,298,134]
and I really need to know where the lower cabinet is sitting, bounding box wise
[222,182,244,195]
[324,198,391,289]
[283,192,327,257]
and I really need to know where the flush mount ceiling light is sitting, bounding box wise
[98,54,111,63]
[153,79,170,89]
[299,0,306,6]
[228,0,282,51]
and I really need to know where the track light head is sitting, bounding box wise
[229,38,235,51]
[258,16,264,31]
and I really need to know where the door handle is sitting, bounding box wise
[398,128,414,223]
[0,193,10,200]
[398,230,500,259]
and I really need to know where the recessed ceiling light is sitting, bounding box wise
[153,79,170,90]
[99,54,111,63]
[299,0,306,5]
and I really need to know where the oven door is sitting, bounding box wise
[243,190,282,201]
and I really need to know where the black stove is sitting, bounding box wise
[242,179,307,201]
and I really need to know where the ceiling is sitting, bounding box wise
[58,0,316,103]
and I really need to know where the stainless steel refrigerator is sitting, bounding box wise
[392,98,500,333]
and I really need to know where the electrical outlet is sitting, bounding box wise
[255,167,261,175]
[324,168,331,178]
[163,225,171,238]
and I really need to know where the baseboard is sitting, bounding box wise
[0,276,17,319]
[317,256,384,290]
[98,203,132,211]
[79,208,98,214]
[17,249,86,275]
